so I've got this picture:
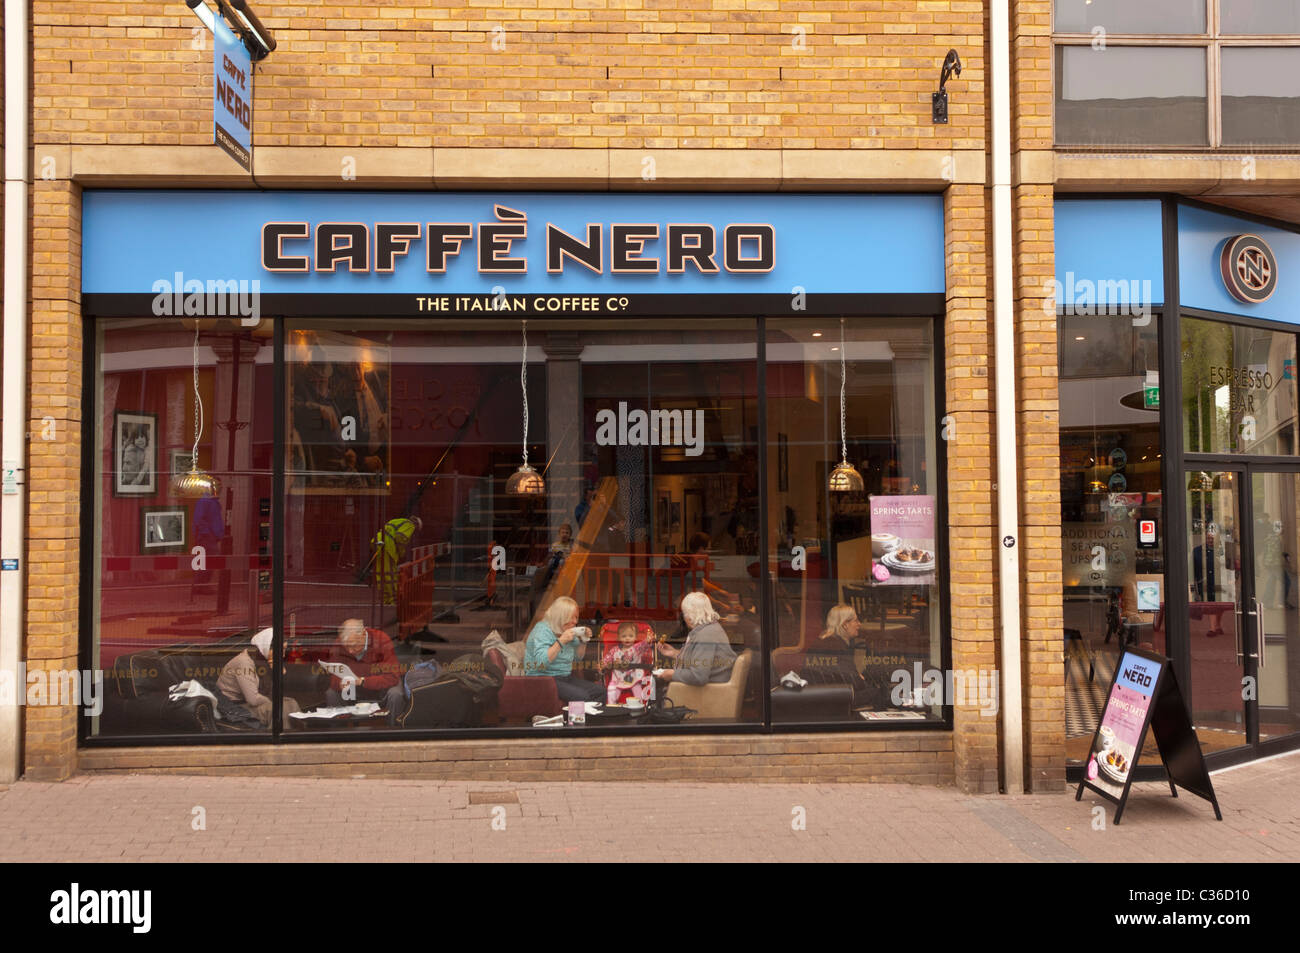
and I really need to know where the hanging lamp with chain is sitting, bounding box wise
[170,324,222,499]
[506,319,546,496]
[827,318,864,493]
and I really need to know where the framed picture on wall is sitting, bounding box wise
[113,411,157,497]
[169,449,195,481]
[286,328,391,495]
[141,508,186,553]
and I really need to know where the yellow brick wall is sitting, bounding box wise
[24,181,84,781]
[1013,184,1063,791]
[944,183,999,793]
[33,0,986,150]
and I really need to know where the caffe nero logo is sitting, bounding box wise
[1220,234,1277,305]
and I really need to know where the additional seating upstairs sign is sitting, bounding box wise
[213,16,252,171]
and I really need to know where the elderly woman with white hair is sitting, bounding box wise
[524,595,604,703]
[216,627,301,729]
[656,591,738,686]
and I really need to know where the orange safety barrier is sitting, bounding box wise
[574,553,711,621]
[395,544,437,640]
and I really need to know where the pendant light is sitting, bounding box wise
[828,318,864,493]
[506,318,545,496]
[170,323,221,499]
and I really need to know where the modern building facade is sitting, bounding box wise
[1,1,1298,790]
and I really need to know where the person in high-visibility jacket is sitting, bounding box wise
[372,515,422,605]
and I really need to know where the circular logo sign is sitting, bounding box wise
[1220,234,1278,304]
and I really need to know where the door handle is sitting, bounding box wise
[1243,598,1261,663]
[1235,606,1245,665]
[1257,596,1267,669]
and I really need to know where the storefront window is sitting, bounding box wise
[92,319,274,737]
[766,318,942,725]
[282,318,761,729]
[90,313,949,739]
[1182,316,1299,456]
[1059,314,1165,764]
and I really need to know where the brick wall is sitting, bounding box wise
[24,180,83,782]
[944,183,999,793]
[33,0,986,150]
[79,732,956,783]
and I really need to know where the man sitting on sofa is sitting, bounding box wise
[325,618,407,724]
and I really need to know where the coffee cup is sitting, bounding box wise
[626,698,645,711]
[871,533,900,558]
[1098,725,1115,751]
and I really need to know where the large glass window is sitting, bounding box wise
[1182,316,1299,456]
[92,314,947,739]
[766,318,943,725]
[282,318,762,729]
[1221,2,1300,35]
[1221,48,1300,146]
[1054,2,1300,148]
[1054,1,1206,36]
[1058,314,1165,766]
[92,319,274,738]
[1055,46,1208,147]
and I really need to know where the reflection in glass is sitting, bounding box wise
[94,319,275,738]
[1222,48,1300,146]
[1249,472,1300,743]
[1181,317,1299,456]
[1054,0,1205,35]
[1055,47,1208,147]
[282,319,761,730]
[1058,315,1165,765]
[1185,472,1248,754]
[766,319,942,725]
[1221,1,1300,35]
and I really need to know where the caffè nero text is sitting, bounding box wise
[262,205,775,275]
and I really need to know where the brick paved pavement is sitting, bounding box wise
[0,751,1295,862]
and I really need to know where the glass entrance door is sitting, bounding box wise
[1248,471,1300,746]
[1184,470,1251,755]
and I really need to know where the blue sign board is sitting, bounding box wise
[82,192,945,311]
[213,17,252,171]
[1179,204,1300,325]
[1054,199,1165,309]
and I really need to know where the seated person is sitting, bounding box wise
[656,591,738,686]
[600,621,654,705]
[325,618,407,723]
[524,596,604,703]
[804,604,890,708]
[217,627,300,728]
